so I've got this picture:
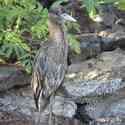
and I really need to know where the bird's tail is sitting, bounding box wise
[38,89,50,112]
[31,69,49,112]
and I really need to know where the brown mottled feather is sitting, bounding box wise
[31,16,68,112]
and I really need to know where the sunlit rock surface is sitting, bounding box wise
[67,48,125,81]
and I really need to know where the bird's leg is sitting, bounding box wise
[49,93,55,125]
[37,112,43,125]
[48,98,52,125]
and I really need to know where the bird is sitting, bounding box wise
[31,6,76,124]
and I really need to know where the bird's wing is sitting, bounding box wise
[31,48,47,110]
[31,67,42,109]
[38,57,66,112]
[31,47,66,111]
[43,58,66,97]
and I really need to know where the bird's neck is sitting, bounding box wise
[48,20,67,46]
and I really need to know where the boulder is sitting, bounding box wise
[67,48,125,81]
[69,32,125,63]
[69,34,101,63]
[0,65,30,92]
[0,110,33,125]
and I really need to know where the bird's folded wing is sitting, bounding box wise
[31,49,66,110]
[42,57,66,97]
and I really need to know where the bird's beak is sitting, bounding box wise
[60,13,77,22]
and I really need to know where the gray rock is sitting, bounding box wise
[69,34,101,63]
[52,96,77,118]
[69,32,125,64]
[0,65,30,92]
[0,110,33,125]
[67,48,125,81]
[64,79,123,100]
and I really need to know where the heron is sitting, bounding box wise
[31,7,76,124]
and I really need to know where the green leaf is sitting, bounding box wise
[18,53,34,74]
[14,45,26,58]
[115,0,125,10]
[5,45,14,58]
[0,0,48,73]
[31,8,48,40]
[66,22,80,33]
[97,0,118,4]
[0,0,16,5]
[5,31,31,51]
[83,0,97,18]
[0,6,25,18]
[67,34,81,54]
[0,43,14,58]
[0,58,6,64]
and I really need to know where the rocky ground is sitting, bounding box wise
[1,48,125,125]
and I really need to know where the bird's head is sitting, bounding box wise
[48,6,76,26]
[48,6,76,41]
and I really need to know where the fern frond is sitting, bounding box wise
[4,31,31,51]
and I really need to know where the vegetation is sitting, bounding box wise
[0,0,48,73]
[0,0,125,73]
[81,0,125,18]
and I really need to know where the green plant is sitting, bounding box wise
[0,0,48,73]
[65,22,81,54]
[67,34,81,54]
[81,0,125,18]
